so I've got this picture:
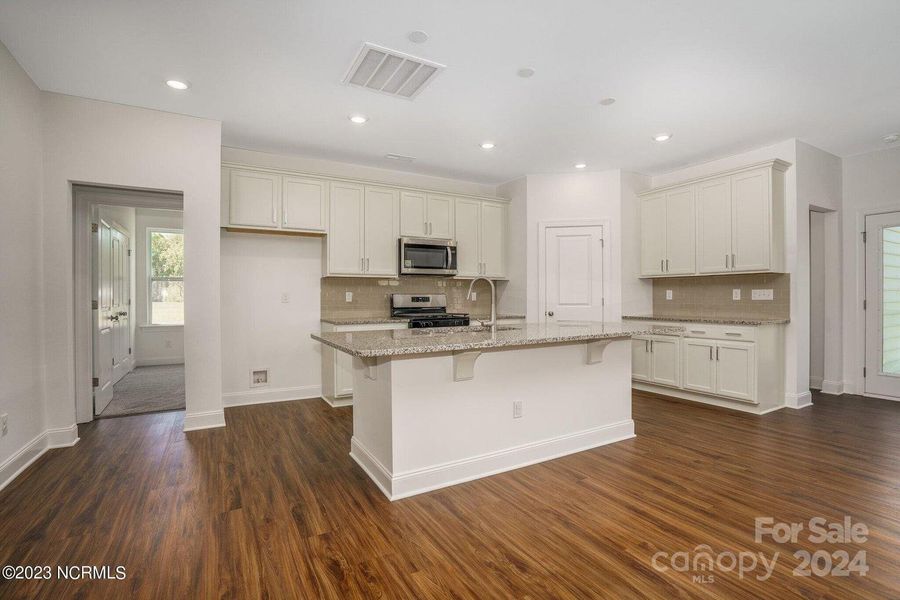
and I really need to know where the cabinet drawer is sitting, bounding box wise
[682,324,757,342]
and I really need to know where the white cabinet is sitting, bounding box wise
[363,186,399,275]
[282,176,327,231]
[632,335,680,386]
[229,169,281,228]
[683,338,717,393]
[321,322,407,406]
[327,182,365,275]
[454,198,507,278]
[639,160,788,277]
[327,183,398,276]
[715,341,755,401]
[632,337,652,382]
[455,198,482,278]
[639,188,695,276]
[399,192,455,239]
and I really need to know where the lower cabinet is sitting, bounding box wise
[630,320,783,412]
[320,322,407,406]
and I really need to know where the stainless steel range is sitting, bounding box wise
[391,294,470,328]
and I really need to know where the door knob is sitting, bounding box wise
[109,315,119,322]
[547,311,554,317]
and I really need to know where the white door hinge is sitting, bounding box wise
[862,231,867,244]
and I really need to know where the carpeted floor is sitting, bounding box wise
[98,364,185,418]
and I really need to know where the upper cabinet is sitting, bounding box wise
[222,165,508,279]
[639,160,789,278]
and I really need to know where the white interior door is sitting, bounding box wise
[93,219,114,414]
[865,211,900,398]
[544,224,604,322]
[110,226,131,384]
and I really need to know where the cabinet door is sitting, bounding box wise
[665,187,696,274]
[335,352,354,397]
[399,191,427,237]
[640,194,667,276]
[328,182,365,274]
[480,201,506,278]
[696,176,732,273]
[715,341,756,402]
[427,194,454,239]
[632,337,651,382]
[229,170,280,228]
[364,186,399,276]
[650,336,680,387]
[683,339,716,393]
[454,199,481,277]
[282,176,326,231]
[731,168,771,271]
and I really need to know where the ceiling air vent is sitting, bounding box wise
[343,43,445,100]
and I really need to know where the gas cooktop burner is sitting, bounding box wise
[390,293,470,328]
[407,314,470,329]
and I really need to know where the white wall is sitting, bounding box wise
[220,232,323,405]
[134,208,185,366]
[0,40,49,486]
[809,211,825,388]
[841,145,900,395]
[524,170,624,321]
[41,93,223,432]
[496,177,527,315]
[621,171,653,315]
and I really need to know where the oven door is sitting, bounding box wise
[399,238,458,275]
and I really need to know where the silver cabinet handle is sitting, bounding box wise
[283,200,288,225]
[272,201,277,223]
[732,253,736,268]
[424,221,428,235]
[725,254,729,269]
[645,339,649,352]
[725,332,741,336]
[360,257,364,271]
[709,346,713,360]
[665,258,669,272]
[650,339,654,353]
[660,259,664,272]
[690,330,706,334]
[366,257,370,271]
[447,246,452,268]
[716,346,720,361]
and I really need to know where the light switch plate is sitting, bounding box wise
[732,289,741,301]
[752,289,774,301]
[345,291,353,302]
[666,290,673,300]
[281,293,290,303]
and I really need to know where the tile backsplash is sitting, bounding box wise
[321,276,496,320]
[651,273,790,320]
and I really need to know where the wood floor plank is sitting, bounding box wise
[0,391,898,599]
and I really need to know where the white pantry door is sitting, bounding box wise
[93,219,114,414]
[544,224,604,322]
[865,211,900,398]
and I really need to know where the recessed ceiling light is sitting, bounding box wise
[653,133,672,142]
[165,79,190,90]
[574,163,587,169]
[408,30,429,44]
[599,97,616,106]
[480,142,495,150]
[883,133,900,144]
[517,67,536,78]
[349,114,368,124]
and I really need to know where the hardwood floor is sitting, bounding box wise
[1,391,898,599]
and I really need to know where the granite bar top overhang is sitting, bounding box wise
[321,314,526,325]
[622,315,789,326]
[311,321,680,358]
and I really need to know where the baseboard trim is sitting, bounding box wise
[351,420,635,501]
[809,376,823,390]
[223,385,322,408]
[135,357,185,367]
[183,409,226,431]
[785,391,813,409]
[632,382,781,414]
[321,394,353,408]
[0,425,80,492]
[820,380,844,395]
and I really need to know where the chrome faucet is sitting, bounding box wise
[466,277,496,327]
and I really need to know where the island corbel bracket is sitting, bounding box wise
[586,339,614,364]
[362,357,378,380]
[453,350,482,381]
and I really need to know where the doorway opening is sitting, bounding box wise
[73,186,186,421]
[865,211,900,399]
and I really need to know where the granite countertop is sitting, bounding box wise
[622,315,790,326]
[311,321,679,358]
[321,314,526,325]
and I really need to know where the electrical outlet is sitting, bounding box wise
[513,400,524,419]
[345,291,353,302]
[281,293,290,303]
[732,289,741,301]
[250,368,269,387]
[752,289,774,301]
[0,413,8,437]
[666,290,673,300]
[470,292,477,301]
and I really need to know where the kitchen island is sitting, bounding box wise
[311,322,669,500]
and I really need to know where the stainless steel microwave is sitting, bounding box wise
[399,237,458,276]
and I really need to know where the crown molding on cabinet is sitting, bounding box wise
[221,161,509,204]
[637,159,792,197]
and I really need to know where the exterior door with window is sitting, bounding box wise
[544,224,604,322]
[865,212,900,398]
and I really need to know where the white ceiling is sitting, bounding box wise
[2,0,899,184]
